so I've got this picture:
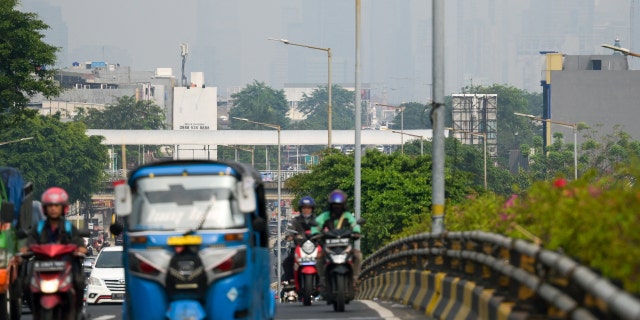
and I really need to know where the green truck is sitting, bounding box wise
[0,167,35,320]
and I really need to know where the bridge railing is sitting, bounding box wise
[359,230,640,319]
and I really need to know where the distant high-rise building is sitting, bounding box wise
[18,0,68,67]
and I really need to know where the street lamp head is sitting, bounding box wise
[267,37,289,44]
[231,117,249,122]
[513,112,536,119]
[0,136,34,146]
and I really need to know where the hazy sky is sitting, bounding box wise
[20,0,633,104]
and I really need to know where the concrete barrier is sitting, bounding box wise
[357,270,530,319]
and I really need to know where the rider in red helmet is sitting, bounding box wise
[20,187,88,312]
[22,187,87,252]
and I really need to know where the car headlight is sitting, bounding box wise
[88,276,103,286]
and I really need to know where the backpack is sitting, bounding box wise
[37,219,73,239]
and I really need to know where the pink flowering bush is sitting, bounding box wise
[438,164,640,294]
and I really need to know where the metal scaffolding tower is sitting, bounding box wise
[451,94,498,157]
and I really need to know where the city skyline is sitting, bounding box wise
[20,0,633,104]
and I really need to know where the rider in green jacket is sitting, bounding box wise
[311,189,362,292]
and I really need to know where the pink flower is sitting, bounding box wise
[553,178,567,188]
[503,194,518,209]
[588,186,601,197]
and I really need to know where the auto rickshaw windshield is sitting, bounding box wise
[129,175,245,231]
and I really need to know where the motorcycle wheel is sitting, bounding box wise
[333,275,346,312]
[9,276,22,320]
[39,307,59,320]
[302,274,314,306]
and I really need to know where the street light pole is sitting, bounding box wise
[232,117,281,299]
[269,38,332,148]
[514,112,578,180]
[391,131,424,156]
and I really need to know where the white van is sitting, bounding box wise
[86,246,125,304]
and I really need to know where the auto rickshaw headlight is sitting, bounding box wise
[129,253,162,276]
[213,248,246,273]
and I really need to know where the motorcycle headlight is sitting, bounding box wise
[330,254,348,264]
[41,279,60,294]
[301,241,316,254]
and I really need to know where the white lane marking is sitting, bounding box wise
[92,316,116,320]
[360,300,402,320]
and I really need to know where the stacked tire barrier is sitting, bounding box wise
[357,231,640,319]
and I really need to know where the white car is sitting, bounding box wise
[86,246,125,304]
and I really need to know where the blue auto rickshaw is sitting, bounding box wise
[110,160,275,320]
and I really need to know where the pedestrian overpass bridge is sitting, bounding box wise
[85,129,433,146]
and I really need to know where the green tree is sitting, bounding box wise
[578,124,640,175]
[0,0,61,126]
[224,81,290,170]
[286,147,479,255]
[74,96,166,130]
[294,85,358,130]
[0,115,108,202]
[74,95,167,168]
[228,80,290,129]
[389,102,431,130]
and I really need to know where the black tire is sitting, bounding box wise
[8,281,22,320]
[302,274,313,306]
[40,307,55,320]
[0,292,8,320]
[334,275,346,312]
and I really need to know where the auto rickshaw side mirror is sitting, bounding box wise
[236,177,256,213]
[114,182,132,217]
[110,222,124,236]
[252,216,267,233]
[0,202,15,223]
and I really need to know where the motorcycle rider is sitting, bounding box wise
[282,196,317,282]
[311,190,362,293]
[19,187,88,313]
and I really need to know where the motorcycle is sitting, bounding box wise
[281,281,298,303]
[292,230,320,306]
[22,243,86,320]
[319,228,358,312]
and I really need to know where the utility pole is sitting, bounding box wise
[354,0,362,250]
[431,0,446,234]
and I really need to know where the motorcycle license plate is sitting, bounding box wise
[111,293,125,300]
[325,238,349,246]
[33,261,66,272]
